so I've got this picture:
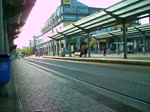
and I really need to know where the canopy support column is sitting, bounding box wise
[134,26,146,54]
[60,40,63,56]
[142,36,146,54]
[97,40,100,54]
[116,38,119,54]
[122,22,127,59]
[52,40,55,56]
[68,38,71,57]
[87,32,91,57]
[56,40,59,56]
[72,24,91,58]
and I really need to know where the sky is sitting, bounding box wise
[14,0,148,48]
[14,0,123,48]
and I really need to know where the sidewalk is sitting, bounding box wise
[42,53,150,66]
[12,59,117,112]
[0,70,19,112]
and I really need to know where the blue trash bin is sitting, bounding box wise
[0,54,11,83]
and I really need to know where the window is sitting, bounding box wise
[77,8,88,14]
[64,15,76,21]
[64,6,76,14]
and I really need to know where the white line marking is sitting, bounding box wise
[22,59,149,105]
[26,58,81,71]
[26,58,150,86]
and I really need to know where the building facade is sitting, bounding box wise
[41,0,102,35]
[36,0,148,57]
[38,0,102,56]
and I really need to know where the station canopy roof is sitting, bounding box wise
[47,0,150,40]
[92,23,150,39]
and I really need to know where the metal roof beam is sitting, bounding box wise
[57,31,69,37]
[72,23,89,33]
[103,10,122,22]
[134,26,145,35]
[108,32,119,38]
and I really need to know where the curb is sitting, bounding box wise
[43,56,150,66]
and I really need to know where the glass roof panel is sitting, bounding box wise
[80,15,112,27]
[92,23,150,39]
[55,36,64,39]
[111,30,121,33]
[112,32,122,35]
[61,25,75,33]
[75,11,107,25]
[49,1,149,40]
[128,28,137,31]
[113,1,150,15]
[127,31,138,34]
[106,0,139,12]
[141,29,150,32]
[120,6,150,18]
[85,18,115,29]
[63,28,80,35]
[137,24,150,28]
[66,30,81,35]
[54,34,62,37]
[139,27,150,30]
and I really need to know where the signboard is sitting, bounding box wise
[62,0,71,5]
[63,22,72,26]
[99,40,107,42]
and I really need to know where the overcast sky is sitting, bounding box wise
[14,0,148,48]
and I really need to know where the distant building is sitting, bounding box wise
[29,40,34,48]
[38,0,143,57]
[22,46,28,50]
[41,0,102,34]
[29,35,44,48]
[39,0,103,55]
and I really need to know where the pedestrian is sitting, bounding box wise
[103,47,106,56]
[46,52,48,56]
[79,49,83,57]
[84,48,87,57]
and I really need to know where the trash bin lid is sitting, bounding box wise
[0,54,10,58]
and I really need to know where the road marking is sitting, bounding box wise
[25,58,150,86]
[26,58,81,71]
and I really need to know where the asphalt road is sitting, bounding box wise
[22,58,150,112]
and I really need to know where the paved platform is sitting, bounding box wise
[0,69,19,112]
[12,59,117,112]
[1,53,149,112]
